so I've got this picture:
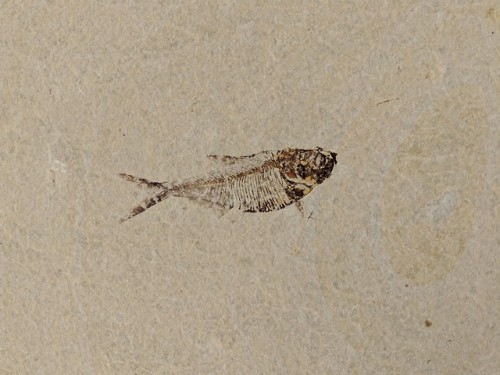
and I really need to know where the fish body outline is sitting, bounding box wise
[119,147,337,222]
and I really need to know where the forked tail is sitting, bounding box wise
[119,173,172,222]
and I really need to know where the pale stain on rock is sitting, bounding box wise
[381,86,487,285]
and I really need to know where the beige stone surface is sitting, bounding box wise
[1,1,498,374]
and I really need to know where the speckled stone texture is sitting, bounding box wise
[1,2,498,374]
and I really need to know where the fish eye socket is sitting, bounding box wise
[315,154,325,166]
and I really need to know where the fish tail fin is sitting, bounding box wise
[119,173,172,222]
[118,173,166,190]
[119,188,173,223]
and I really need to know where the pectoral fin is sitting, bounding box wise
[294,201,305,216]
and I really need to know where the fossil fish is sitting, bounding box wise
[119,147,337,222]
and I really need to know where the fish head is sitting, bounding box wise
[280,147,337,186]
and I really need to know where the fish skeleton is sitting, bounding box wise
[119,147,337,222]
